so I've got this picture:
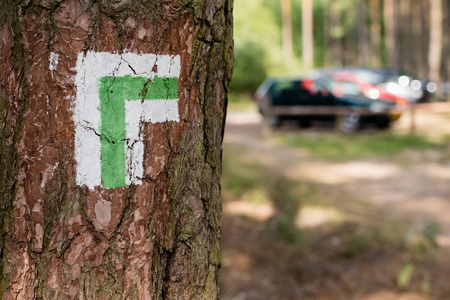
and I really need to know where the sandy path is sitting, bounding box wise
[224,107,450,238]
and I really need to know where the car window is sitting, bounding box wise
[355,71,384,85]
[339,81,363,96]
[313,77,333,94]
[273,81,294,92]
[255,79,275,99]
[271,81,295,97]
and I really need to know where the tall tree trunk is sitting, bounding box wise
[444,0,450,89]
[344,2,358,66]
[357,0,369,66]
[384,0,399,69]
[420,0,431,77]
[330,3,344,66]
[428,0,443,84]
[411,0,425,78]
[302,0,314,70]
[369,0,382,67]
[323,4,332,66]
[0,0,233,299]
[398,0,413,73]
[281,0,294,56]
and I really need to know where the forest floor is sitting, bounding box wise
[219,104,450,300]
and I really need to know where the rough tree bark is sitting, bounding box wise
[0,0,233,299]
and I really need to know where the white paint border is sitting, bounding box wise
[74,51,181,189]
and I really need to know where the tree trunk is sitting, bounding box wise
[0,0,233,299]
[397,0,413,73]
[330,3,344,66]
[384,0,399,69]
[302,0,314,70]
[357,0,368,66]
[428,0,443,84]
[411,0,424,78]
[281,0,294,56]
[369,0,382,67]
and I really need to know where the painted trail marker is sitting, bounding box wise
[74,52,181,189]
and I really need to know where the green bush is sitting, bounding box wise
[229,40,268,93]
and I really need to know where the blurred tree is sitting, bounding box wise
[230,0,449,97]
[281,0,294,56]
[369,0,382,67]
[444,0,450,86]
[343,0,358,65]
[411,0,425,78]
[357,0,369,66]
[230,40,268,92]
[329,1,345,65]
[428,0,443,84]
[302,0,314,69]
[384,0,399,69]
[403,0,412,72]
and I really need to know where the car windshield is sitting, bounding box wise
[354,70,384,85]
[339,81,363,96]
[255,78,276,99]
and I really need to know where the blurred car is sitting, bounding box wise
[256,78,402,133]
[309,69,409,107]
[373,68,435,103]
[310,67,433,103]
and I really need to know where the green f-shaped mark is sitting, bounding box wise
[98,75,178,189]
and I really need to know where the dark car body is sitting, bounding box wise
[257,78,401,133]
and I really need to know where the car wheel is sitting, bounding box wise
[337,110,360,134]
[269,115,282,128]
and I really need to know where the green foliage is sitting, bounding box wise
[422,220,441,249]
[231,0,358,94]
[227,92,256,111]
[280,132,440,160]
[397,263,415,288]
[230,39,268,92]
[232,0,305,93]
[397,220,441,292]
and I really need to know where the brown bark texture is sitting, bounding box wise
[0,0,233,299]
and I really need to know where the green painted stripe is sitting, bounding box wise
[98,75,178,189]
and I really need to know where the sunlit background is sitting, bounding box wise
[219,0,450,299]
[231,0,449,97]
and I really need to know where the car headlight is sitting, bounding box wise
[399,75,410,87]
[367,88,380,99]
[386,82,400,94]
[426,82,437,93]
[411,79,422,91]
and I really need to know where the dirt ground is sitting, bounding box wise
[219,104,450,300]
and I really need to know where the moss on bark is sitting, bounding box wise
[0,1,30,297]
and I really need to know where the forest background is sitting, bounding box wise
[231,0,449,98]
